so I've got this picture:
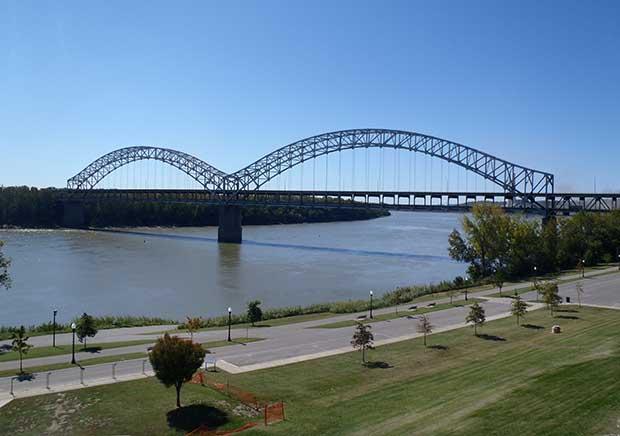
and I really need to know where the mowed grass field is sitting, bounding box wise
[2,306,620,435]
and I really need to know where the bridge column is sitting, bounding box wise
[218,205,243,243]
[62,201,86,228]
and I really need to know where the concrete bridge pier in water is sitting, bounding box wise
[218,205,243,243]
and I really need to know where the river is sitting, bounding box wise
[0,211,466,326]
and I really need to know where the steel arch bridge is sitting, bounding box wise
[66,146,228,191]
[67,129,554,196]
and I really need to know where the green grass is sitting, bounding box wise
[0,339,155,363]
[0,377,255,435]
[310,298,484,329]
[3,307,620,435]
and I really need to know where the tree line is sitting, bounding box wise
[448,204,620,281]
[0,186,388,227]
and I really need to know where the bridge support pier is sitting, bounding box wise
[62,201,86,228]
[218,205,242,243]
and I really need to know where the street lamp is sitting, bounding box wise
[581,259,585,278]
[52,310,58,348]
[70,322,77,364]
[617,253,620,271]
[227,307,232,342]
[533,266,538,301]
[369,291,374,319]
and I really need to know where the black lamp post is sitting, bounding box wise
[52,310,58,348]
[227,307,232,342]
[581,259,585,278]
[70,322,77,364]
[533,266,538,301]
[369,291,374,319]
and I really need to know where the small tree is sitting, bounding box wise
[511,296,528,326]
[417,315,433,347]
[149,334,206,408]
[493,270,506,297]
[351,322,374,364]
[462,289,469,301]
[575,283,584,307]
[541,282,562,316]
[76,313,98,349]
[11,326,32,374]
[185,317,202,342]
[466,303,486,336]
[447,290,457,305]
[533,279,543,302]
[246,300,263,327]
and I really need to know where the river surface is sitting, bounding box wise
[0,212,466,326]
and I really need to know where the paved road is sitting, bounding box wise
[2,267,618,400]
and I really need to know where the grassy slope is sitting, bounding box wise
[3,307,620,435]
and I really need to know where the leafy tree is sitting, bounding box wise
[11,326,32,374]
[0,240,11,290]
[246,300,263,326]
[541,282,562,316]
[511,296,528,326]
[466,302,486,336]
[416,315,433,347]
[493,270,506,297]
[185,317,202,342]
[575,283,584,307]
[448,204,512,280]
[351,322,374,364]
[149,334,206,408]
[76,313,98,349]
[447,289,458,304]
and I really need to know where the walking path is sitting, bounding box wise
[1,266,618,405]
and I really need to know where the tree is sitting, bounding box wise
[416,315,433,347]
[351,322,374,364]
[76,313,98,349]
[541,282,562,316]
[246,300,263,327]
[185,317,202,342]
[11,326,32,374]
[466,303,486,336]
[0,240,11,290]
[511,296,528,326]
[149,334,206,408]
[447,290,457,305]
[448,204,512,280]
[493,270,506,297]
[575,283,584,307]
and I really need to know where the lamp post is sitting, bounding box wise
[70,322,77,364]
[52,310,58,348]
[617,252,620,271]
[581,259,585,278]
[227,307,232,342]
[369,291,374,319]
[533,266,538,301]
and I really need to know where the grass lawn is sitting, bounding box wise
[4,307,620,435]
[310,298,484,329]
[0,339,155,363]
[0,377,257,435]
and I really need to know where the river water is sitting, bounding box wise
[0,211,466,326]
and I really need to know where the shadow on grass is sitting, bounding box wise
[555,308,579,313]
[522,324,544,330]
[555,315,580,320]
[427,344,448,351]
[477,334,507,342]
[167,404,229,432]
[364,361,393,369]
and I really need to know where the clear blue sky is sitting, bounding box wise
[1,0,619,192]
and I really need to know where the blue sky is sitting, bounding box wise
[1,0,619,192]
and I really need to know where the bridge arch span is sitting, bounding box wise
[67,146,228,191]
[230,129,554,195]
